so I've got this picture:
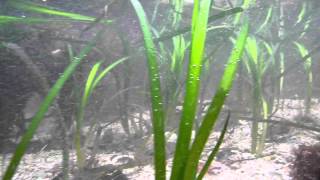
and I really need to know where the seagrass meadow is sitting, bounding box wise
[0,0,320,180]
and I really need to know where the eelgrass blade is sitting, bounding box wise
[234,0,254,24]
[296,2,307,25]
[2,30,103,180]
[130,0,166,179]
[170,0,212,179]
[171,0,184,27]
[154,7,243,43]
[256,7,272,33]
[183,21,249,180]
[92,58,128,89]
[294,42,312,113]
[279,52,285,97]
[75,58,128,168]
[196,111,230,180]
[7,0,112,26]
[0,15,96,24]
[8,0,96,22]
[75,62,102,168]
[246,37,258,64]
[244,37,262,154]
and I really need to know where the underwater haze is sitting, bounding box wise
[0,0,320,180]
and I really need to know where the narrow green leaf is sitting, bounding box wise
[294,42,311,69]
[196,111,230,180]
[246,37,258,64]
[170,0,212,179]
[0,15,95,24]
[75,61,102,168]
[7,0,113,27]
[183,21,249,180]
[92,57,128,89]
[130,0,166,179]
[296,3,306,25]
[2,30,103,180]
[279,52,285,92]
[153,7,243,43]
[75,58,128,168]
[8,0,96,21]
[256,7,272,33]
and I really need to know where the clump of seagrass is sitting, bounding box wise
[291,144,320,180]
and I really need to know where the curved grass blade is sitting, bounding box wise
[183,21,249,180]
[154,7,243,43]
[7,0,112,24]
[2,30,103,180]
[196,110,230,180]
[170,0,212,179]
[296,2,306,25]
[256,7,272,33]
[130,0,166,179]
[92,58,128,89]
[294,42,312,113]
[75,62,102,168]
[75,58,128,168]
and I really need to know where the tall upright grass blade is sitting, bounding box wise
[171,35,187,73]
[75,62,102,168]
[196,111,230,180]
[130,0,166,179]
[279,52,285,99]
[170,0,213,179]
[183,21,249,179]
[294,42,313,114]
[2,31,103,180]
[244,36,262,154]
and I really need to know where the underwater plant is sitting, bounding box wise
[229,0,316,155]
[2,30,102,180]
[2,0,248,179]
[75,58,128,169]
[131,0,248,179]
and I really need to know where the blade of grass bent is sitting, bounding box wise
[256,7,272,33]
[8,0,96,22]
[0,15,56,24]
[75,58,128,168]
[170,0,212,179]
[92,58,128,89]
[2,30,103,180]
[153,7,243,43]
[0,15,101,25]
[130,0,166,179]
[75,61,102,168]
[183,21,249,180]
[197,111,230,180]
